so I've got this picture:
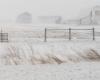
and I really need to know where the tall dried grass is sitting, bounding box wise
[1,46,100,65]
[79,49,100,61]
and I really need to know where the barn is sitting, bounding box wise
[16,12,32,24]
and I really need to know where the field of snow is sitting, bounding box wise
[0,40,100,65]
[0,62,100,80]
[0,25,100,80]
[0,25,100,65]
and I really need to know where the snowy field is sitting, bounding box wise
[0,25,100,65]
[0,62,100,80]
[0,41,100,65]
[0,25,100,80]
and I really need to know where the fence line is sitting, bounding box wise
[0,30,8,42]
[0,27,96,42]
[44,28,95,42]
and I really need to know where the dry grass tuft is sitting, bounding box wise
[76,49,100,61]
[1,46,100,65]
[83,49,100,61]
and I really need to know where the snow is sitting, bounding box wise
[0,62,99,80]
[0,41,99,65]
[0,25,100,79]
[0,25,100,65]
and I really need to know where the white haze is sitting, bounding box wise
[0,0,99,23]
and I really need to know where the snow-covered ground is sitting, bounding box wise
[0,40,100,65]
[0,62,99,80]
[0,25,100,80]
[0,25,100,65]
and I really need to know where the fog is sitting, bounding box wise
[0,0,100,23]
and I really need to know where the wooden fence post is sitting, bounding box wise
[93,28,95,40]
[44,28,47,42]
[0,28,3,42]
[69,28,71,40]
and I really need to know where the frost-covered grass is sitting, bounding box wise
[4,48,100,65]
[0,41,100,65]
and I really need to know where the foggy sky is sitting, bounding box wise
[0,0,100,23]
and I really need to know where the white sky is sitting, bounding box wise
[0,0,99,22]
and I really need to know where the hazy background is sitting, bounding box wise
[0,0,100,23]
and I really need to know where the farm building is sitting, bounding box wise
[16,12,32,24]
[38,16,62,24]
[92,6,100,25]
[63,6,100,25]
[80,6,100,25]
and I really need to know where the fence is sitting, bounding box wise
[0,28,95,42]
[44,28,95,42]
[0,29,8,42]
